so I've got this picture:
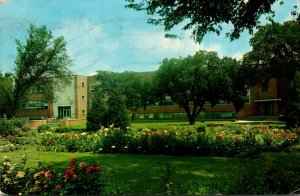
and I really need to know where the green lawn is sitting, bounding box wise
[1,146,299,195]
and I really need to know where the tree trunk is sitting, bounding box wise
[182,103,202,125]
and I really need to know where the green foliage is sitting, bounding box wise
[37,125,299,156]
[86,93,129,131]
[0,118,27,137]
[125,0,283,42]
[37,124,51,133]
[160,163,175,195]
[106,94,129,130]
[1,24,72,118]
[243,21,300,84]
[86,94,107,132]
[54,126,86,133]
[96,71,150,111]
[154,50,246,125]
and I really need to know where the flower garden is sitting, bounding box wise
[0,121,300,195]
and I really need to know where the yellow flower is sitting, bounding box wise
[16,171,25,178]
[34,172,40,179]
[35,180,41,185]
[4,177,10,184]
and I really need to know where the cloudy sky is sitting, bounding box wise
[0,0,299,75]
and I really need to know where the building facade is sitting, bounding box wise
[17,75,88,120]
[16,74,285,121]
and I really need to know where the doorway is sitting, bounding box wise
[58,106,71,119]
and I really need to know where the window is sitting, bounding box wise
[82,96,85,100]
[19,100,48,110]
[82,110,85,114]
[82,82,85,87]
[262,81,269,92]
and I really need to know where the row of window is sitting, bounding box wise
[19,100,48,110]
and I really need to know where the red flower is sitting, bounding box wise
[279,131,285,135]
[55,184,62,190]
[95,166,101,171]
[34,188,40,193]
[39,170,45,175]
[70,157,77,165]
[86,168,92,174]
[216,134,222,140]
[47,164,53,168]
[46,173,52,179]
[66,166,72,170]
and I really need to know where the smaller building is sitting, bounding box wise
[17,75,88,120]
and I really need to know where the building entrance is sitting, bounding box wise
[58,106,71,119]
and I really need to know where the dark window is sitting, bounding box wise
[262,81,269,92]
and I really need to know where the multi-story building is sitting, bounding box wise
[17,75,88,120]
[16,73,286,122]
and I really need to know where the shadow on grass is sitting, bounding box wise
[1,150,300,195]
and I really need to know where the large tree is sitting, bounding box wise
[96,71,148,111]
[242,20,300,127]
[154,50,244,125]
[243,20,300,84]
[125,0,296,43]
[0,24,73,118]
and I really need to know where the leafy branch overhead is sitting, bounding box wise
[125,0,294,43]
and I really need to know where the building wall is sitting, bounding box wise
[16,93,53,119]
[53,78,76,118]
[74,75,88,119]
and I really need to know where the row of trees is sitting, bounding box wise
[88,50,247,126]
[88,19,300,127]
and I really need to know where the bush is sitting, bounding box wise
[37,124,51,133]
[0,156,106,195]
[54,126,86,133]
[86,93,129,131]
[0,119,17,137]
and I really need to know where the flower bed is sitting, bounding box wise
[0,156,106,195]
[36,125,299,157]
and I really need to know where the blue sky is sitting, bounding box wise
[0,0,299,75]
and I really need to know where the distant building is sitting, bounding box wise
[16,73,286,121]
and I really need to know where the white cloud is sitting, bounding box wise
[0,0,7,3]
[52,18,121,75]
[231,52,244,60]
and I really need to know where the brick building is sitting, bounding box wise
[16,75,88,120]
[16,74,285,121]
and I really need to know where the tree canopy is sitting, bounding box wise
[243,20,300,84]
[154,50,245,125]
[96,71,152,111]
[125,0,293,43]
[0,24,73,118]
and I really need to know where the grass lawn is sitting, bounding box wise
[1,146,299,195]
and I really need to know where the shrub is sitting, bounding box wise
[54,126,86,133]
[0,157,106,195]
[86,93,129,131]
[0,118,27,137]
[37,124,51,133]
